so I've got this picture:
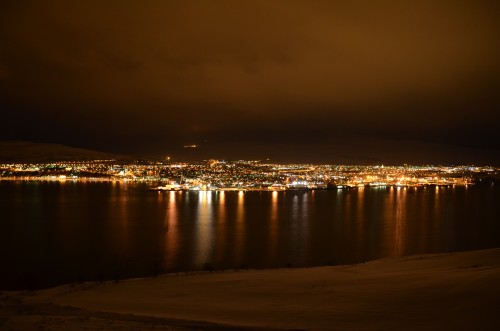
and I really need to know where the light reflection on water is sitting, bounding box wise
[0,181,499,290]
[164,191,178,269]
[268,191,279,265]
[235,191,245,266]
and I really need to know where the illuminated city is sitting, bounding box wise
[1,160,497,190]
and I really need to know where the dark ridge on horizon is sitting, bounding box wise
[0,141,129,163]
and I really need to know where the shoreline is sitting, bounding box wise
[2,248,500,330]
[0,177,474,190]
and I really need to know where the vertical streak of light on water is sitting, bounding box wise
[212,191,227,267]
[268,191,279,265]
[382,186,395,257]
[194,191,214,269]
[164,191,179,270]
[394,187,406,256]
[117,181,130,255]
[234,191,245,267]
[298,192,310,265]
[355,187,365,261]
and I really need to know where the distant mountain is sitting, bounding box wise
[0,141,127,162]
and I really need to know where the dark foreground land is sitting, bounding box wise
[1,248,500,330]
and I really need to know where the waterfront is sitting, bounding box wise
[2,160,491,189]
[1,181,499,290]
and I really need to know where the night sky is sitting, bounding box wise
[1,1,499,164]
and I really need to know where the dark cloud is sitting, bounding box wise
[1,1,499,164]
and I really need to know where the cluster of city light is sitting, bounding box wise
[0,160,497,191]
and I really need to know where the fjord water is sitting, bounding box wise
[1,181,499,290]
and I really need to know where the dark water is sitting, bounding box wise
[1,181,499,290]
